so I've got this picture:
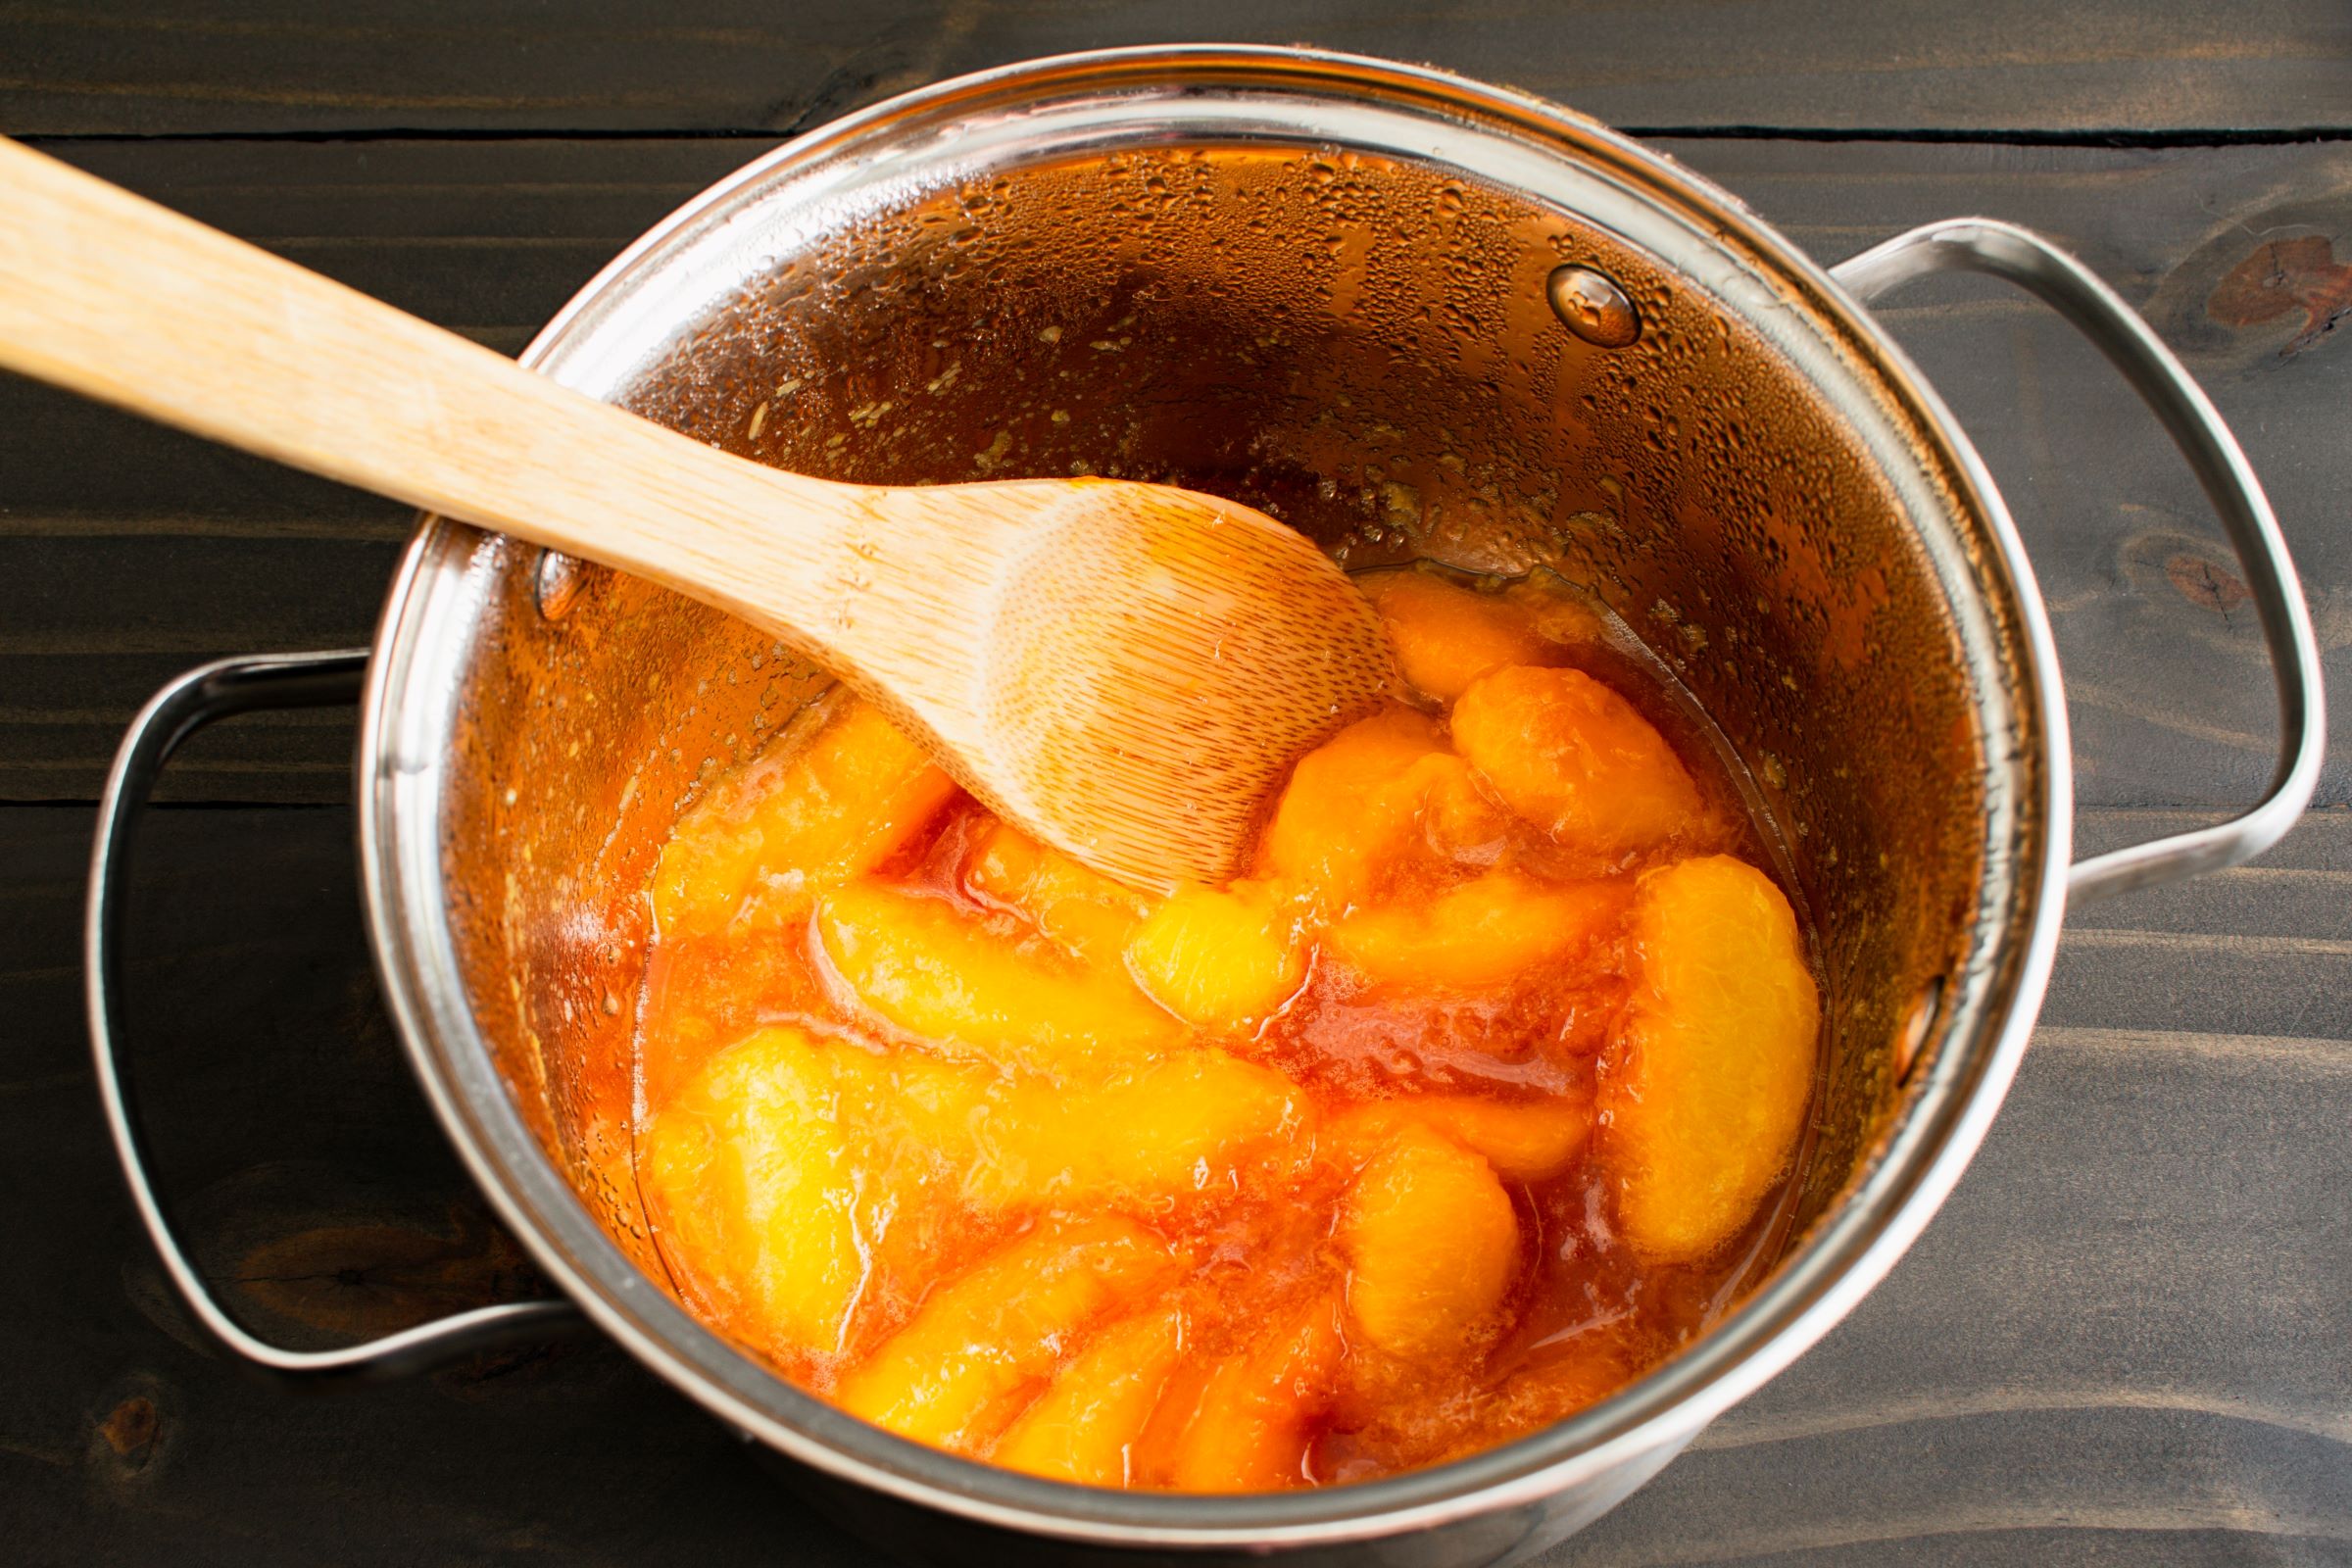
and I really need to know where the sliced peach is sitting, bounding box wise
[638,1028,1019,1361]
[992,1307,1186,1485]
[635,1026,866,1357]
[1450,666,1705,858]
[835,1216,1177,1454]
[1326,870,1626,990]
[815,881,1176,1073]
[652,1026,1299,1279]
[634,927,832,1119]
[1358,566,1563,702]
[1599,855,1818,1262]
[1326,1094,1592,1182]
[1501,576,1605,648]
[965,819,1158,966]
[1258,709,1448,911]
[653,697,957,938]
[1338,1122,1519,1359]
[955,1050,1309,1209]
[1415,753,1515,861]
[1125,881,1305,1030]
[1163,1297,1345,1492]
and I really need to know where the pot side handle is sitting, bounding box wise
[1831,219,2327,906]
[85,649,581,1380]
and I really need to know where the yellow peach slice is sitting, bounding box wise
[992,1307,1186,1485]
[635,1026,866,1357]
[1326,1094,1592,1182]
[1500,576,1605,648]
[1415,752,1515,860]
[652,697,957,938]
[953,1051,1308,1209]
[1326,870,1626,990]
[965,819,1158,966]
[835,1217,1176,1453]
[1599,855,1819,1262]
[815,881,1176,1072]
[1450,666,1705,858]
[1163,1298,1345,1492]
[1358,567,1564,702]
[1125,881,1305,1030]
[1258,709,1447,911]
[1338,1122,1519,1359]
[648,1029,1301,1332]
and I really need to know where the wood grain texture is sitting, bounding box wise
[0,137,746,799]
[3,135,2346,808]
[3,15,2348,1554]
[0,803,874,1566]
[1,0,2346,137]
[1,803,2341,1564]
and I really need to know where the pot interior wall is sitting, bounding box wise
[435,137,1994,1325]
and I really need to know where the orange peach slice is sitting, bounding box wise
[1415,752,1515,860]
[1449,666,1705,858]
[1258,709,1450,911]
[1163,1297,1345,1492]
[1326,870,1626,990]
[835,1216,1176,1453]
[1358,567,1563,702]
[1500,576,1605,648]
[1338,1122,1519,1359]
[815,880,1176,1072]
[1125,881,1305,1030]
[652,697,958,938]
[1599,855,1818,1262]
[953,1051,1309,1209]
[1326,1095,1592,1183]
[635,1025,868,1357]
[966,819,1158,966]
[993,1307,1186,1485]
[646,1029,1303,1321]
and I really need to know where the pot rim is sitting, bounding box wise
[359,43,2072,1547]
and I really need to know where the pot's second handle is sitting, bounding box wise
[86,650,580,1380]
[1831,219,2327,906]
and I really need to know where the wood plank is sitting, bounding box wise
[4,135,2345,808]
[0,803,877,1566]
[3,799,2343,1563]
[2042,808,2352,1040]
[1564,808,2352,1562]
[1566,1013,2352,1565]
[2067,813,2352,964]
[0,139,752,800]
[1,0,2345,137]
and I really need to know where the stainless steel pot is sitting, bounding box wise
[87,46,2324,1567]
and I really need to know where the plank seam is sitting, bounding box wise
[1694,1385,2352,1452]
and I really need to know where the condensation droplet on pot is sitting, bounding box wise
[536,549,586,621]
[1546,264,1642,349]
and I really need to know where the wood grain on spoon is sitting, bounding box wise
[0,136,1391,889]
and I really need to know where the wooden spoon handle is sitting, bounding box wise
[0,136,875,636]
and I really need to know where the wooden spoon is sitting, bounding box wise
[0,137,1390,890]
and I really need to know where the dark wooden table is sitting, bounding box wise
[5,5,2348,1563]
